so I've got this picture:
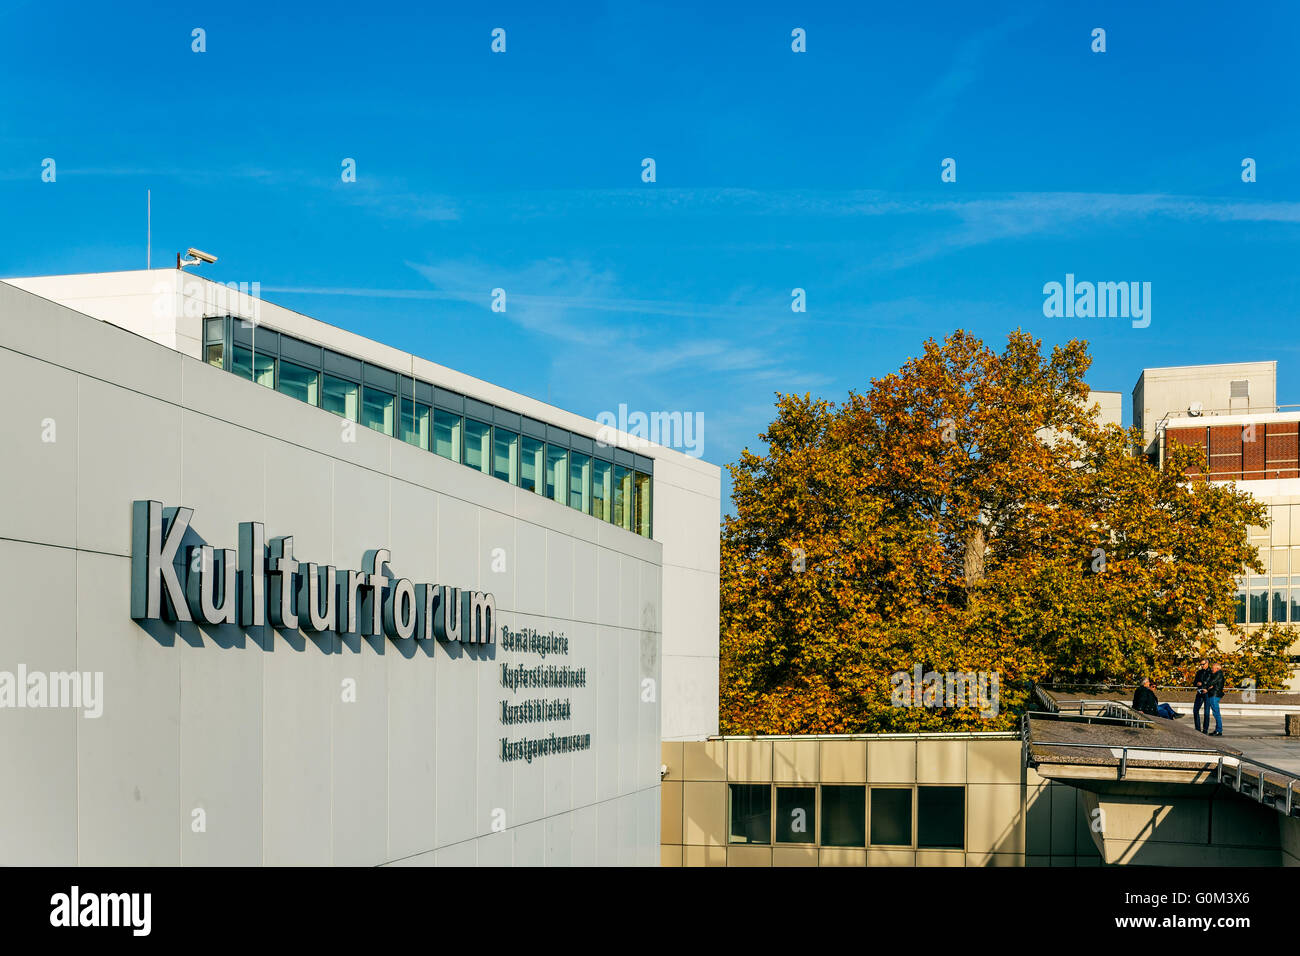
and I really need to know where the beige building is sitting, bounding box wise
[1134,361,1300,684]
[1133,361,1277,455]
[660,734,1101,867]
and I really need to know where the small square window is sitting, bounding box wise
[362,386,395,436]
[493,428,519,483]
[819,785,865,847]
[870,787,912,847]
[728,784,770,845]
[464,419,491,475]
[520,436,545,493]
[917,786,964,849]
[433,409,462,462]
[774,787,815,844]
[322,374,358,421]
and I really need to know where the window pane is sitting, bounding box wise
[634,471,652,537]
[728,784,770,845]
[1249,588,1268,624]
[494,428,519,483]
[917,786,964,849]
[362,387,395,436]
[203,317,224,344]
[613,465,633,530]
[1235,590,1247,625]
[1273,586,1288,623]
[520,436,545,493]
[322,375,358,420]
[278,360,319,405]
[434,409,462,462]
[820,786,865,847]
[401,400,430,450]
[870,788,912,846]
[232,345,274,388]
[546,445,568,504]
[464,419,491,474]
[569,451,591,513]
[591,459,613,522]
[775,787,815,844]
[204,343,224,369]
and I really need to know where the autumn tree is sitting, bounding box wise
[720,330,1292,735]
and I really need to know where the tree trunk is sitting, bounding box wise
[963,526,986,585]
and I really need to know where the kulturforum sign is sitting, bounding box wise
[129,500,496,643]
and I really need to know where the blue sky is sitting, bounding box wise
[3,1,1299,511]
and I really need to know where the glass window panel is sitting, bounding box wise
[520,436,545,493]
[775,787,815,844]
[819,786,866,848]
[1273,587,1288,623]
[1291,582,1300,625]
[1235,590,1247,625]
[277,360,319,406]
[727,784,770,845]
[464,419,491,474]
[613,465,633,531]
[917,786,964,849]
[433,409,462,462]
[493,428,519,484]
[546,445,568,504]
[203,317,224,343]
[634,471,652,537]
[204,342,224,369]
[361,387,395,436]
[1275,507,1292,545]
[322,374,358,420]
[569,452,592,513]
[870,787,912,846]
[1249,588,1268,624]
[591,460,613,522]
[232,345,274,388]
[401,400,430,450]
[1273,550,1290,575]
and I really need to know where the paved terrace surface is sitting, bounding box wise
[1027,713,1244,770]
[1028,688,1300,805]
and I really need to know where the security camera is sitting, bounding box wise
[177,247,218,270]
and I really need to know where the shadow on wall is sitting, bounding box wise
[1068,783,1285,866]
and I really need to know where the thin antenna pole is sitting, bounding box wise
[146,189,151,269]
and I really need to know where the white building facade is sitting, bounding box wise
[0,270,721,865]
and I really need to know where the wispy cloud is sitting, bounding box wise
[397,257,823,389]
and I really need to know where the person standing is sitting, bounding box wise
[1192,658,1211,733]
[1204,662,1226,736]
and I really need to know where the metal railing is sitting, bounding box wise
[1025,736,1300,818]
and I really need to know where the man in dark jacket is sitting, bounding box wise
[1192,658,1211,733]
[1204,663,1226,736]
[1132,678,1160,716]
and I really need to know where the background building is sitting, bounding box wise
[0,269,721,865]
[1136,361,1300,689]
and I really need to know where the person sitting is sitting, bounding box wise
[1132,677,1180,719]
[1132,678,1159,715]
